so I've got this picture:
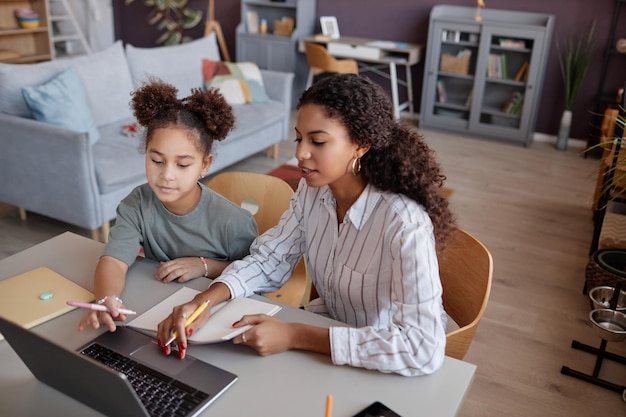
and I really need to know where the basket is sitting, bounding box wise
[273,18,294,37]
[440,53,470,75]
[585,249,626,294]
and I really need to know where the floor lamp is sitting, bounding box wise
[205,0,231,61]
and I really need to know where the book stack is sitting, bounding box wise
[487,53,508,79]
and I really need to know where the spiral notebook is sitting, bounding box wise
[127,287,282,344]
[0,267,94,341]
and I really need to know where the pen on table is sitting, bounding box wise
[325,395,333,417]
[164,299,211,347]
[66,300,137,315]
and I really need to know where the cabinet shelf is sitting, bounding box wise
[420,5,554,146]
[0,0,52,64]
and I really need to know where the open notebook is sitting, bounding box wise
[0,267,94,341]
[127,287,282,344]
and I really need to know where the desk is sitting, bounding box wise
[0,232,476,417]
[298,36,423,119]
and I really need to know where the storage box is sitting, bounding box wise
[327,42,382,60]
[273,17,294,37]
[440,52,470,75]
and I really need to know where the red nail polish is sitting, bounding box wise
[157,339,162,347]
[232,320,240,327]
[187,328,194,336]
[181,343,187,350]
[164,346,170,355]
[178,349,184,359]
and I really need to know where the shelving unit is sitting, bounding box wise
[420,5,554,146]
[47,0,90,58]
[236,0,316,106]
[587,0,626,149]
[0,0,52,63]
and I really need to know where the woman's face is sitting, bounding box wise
[145,127,212,215]
[294,104,366,190]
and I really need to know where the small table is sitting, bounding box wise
[299,36,423,119]
[0,232,476,416]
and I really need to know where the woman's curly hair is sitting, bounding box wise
[131,77,235,157]
[297,74,456,248]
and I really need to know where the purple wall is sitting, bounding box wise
[114,0,625,141]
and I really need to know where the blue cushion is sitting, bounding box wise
[21,67,100,145]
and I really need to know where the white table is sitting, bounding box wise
[299,36,423,120]
[0,232,476,416]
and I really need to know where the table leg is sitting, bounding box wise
[405,64,414,116]
[389,62,400,119]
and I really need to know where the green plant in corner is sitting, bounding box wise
[558,21,596,111]
[125,0,203,45]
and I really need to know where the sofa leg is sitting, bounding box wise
[265,143,279,160]
[91,229,100,241]
[101,221,110,244]
[18,207,27,221]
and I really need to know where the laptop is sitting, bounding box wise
[0,316,237,417]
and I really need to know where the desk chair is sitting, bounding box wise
[207,172,312,307]
[439,228,493,360]
[304,43,359,89]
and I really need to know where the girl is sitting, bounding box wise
[158,74,455,376]
[79,79,258,335]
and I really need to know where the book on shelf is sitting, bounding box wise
[488,53,502,79]
[514,61,529,82]
[436,80,447,104]
[126,287,282,344]
[501,91,524,115]
[500,54,508,80]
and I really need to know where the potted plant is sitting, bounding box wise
[125,0,204,45]
[556,21,596,150]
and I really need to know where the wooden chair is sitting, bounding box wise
[439,228,493,360]
[304,42,359,88]
[207,171,312,307]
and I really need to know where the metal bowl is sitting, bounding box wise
[589,309,626,342]
[588,286,626,311]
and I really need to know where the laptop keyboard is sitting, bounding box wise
[80,343,210,417]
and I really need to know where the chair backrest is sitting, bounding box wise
[207,172,311,307]
[304,43,358,88]
[207,171,294,234]
[439,228,493,360]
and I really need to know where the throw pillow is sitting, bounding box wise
[202,60,270,105]
[21,67,100,145]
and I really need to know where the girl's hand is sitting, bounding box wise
[77,298,128,332]
[155,257,205,283]
[232,315,295,356]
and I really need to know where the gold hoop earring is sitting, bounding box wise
[351,157,362,176]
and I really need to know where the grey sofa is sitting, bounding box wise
[0,34,294,241]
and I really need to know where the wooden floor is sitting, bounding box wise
[1,118,625,416]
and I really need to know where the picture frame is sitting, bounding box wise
[320,16,340,39]
[246,11,259,34]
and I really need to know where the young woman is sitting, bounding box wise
[79,79,258,337]
[157,74,455,376]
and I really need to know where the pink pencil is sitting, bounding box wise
[66,300,137,315]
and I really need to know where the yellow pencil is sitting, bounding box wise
[165,299,210,347]
[325,395,333,417]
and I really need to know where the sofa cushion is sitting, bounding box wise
[126,33,220,96]
[202,60,270,105]
[0,41,133,127]
[93,119,146,194]
[21,67,100,145]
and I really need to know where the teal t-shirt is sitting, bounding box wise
[103,183,258,267]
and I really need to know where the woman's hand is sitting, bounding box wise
[155,257,205,283]
[232,315,296,356]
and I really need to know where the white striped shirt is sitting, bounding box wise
[214,181,446,376]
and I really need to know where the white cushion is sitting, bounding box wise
[125,33,221,96]
[0,41,134,127]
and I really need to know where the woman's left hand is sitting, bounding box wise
[155,257,204,283]
[232,314,294,356]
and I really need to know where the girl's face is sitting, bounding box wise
[295,104,367,191]
[145,127,212,215]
